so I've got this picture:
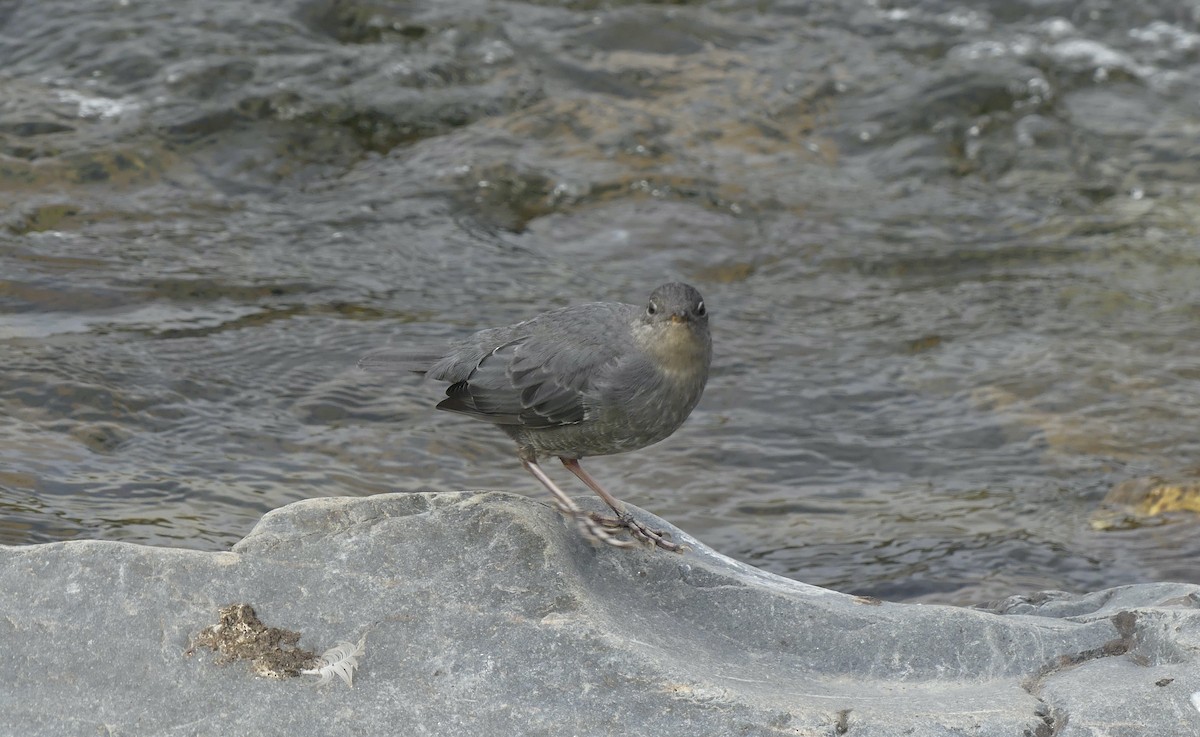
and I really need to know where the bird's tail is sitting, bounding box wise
[356,350,442,375]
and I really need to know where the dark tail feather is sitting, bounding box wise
[356,350,441,375]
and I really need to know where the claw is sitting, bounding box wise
[587,511,686,552]
[574,512,635,548]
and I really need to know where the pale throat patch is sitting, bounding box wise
[633,321,707,377]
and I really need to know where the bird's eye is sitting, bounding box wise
[647,301,658,316]
[696,301,706,316]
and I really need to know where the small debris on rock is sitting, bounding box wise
[186,603,317,678]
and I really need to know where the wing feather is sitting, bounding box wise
[432,329,624,428]
[404,302,636,428]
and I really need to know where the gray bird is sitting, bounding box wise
[358,282,712,551]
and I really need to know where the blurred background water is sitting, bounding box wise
[3,0,1200,604]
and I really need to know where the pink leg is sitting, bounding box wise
[560,458,686,552]
[521,457,633,548]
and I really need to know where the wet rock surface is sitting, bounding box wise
[2,491,1198,736]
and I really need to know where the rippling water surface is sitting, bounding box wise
[4,0,1200,604]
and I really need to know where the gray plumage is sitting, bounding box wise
[359,282,712,551]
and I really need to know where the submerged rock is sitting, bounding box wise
[2,491,1199,736]
[1093,474,1200,530]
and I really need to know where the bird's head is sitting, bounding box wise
[634,282,711,375]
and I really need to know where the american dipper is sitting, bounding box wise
[359,282,711,551]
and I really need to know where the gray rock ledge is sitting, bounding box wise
[2,491,1199,736]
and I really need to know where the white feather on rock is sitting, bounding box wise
[302,636,367,688]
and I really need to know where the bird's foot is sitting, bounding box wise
[545,499,635,548]
[574,511,637,548]
[587,511,687,553]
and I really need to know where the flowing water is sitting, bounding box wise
[3,0,1200,604]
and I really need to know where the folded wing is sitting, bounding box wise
[434,334,620,428]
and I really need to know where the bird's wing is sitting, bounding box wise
[433,325,626,428]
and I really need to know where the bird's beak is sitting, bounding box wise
[670,313,688,325]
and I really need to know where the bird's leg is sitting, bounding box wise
[559,458,686,553]
[519,455,633,548]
